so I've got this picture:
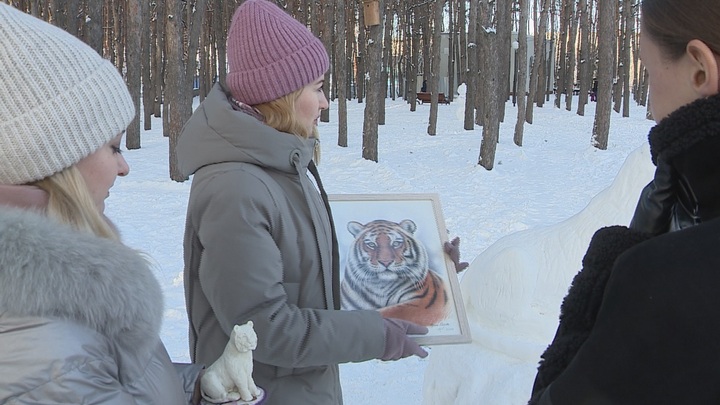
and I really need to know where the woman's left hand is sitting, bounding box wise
[444,236,469,273]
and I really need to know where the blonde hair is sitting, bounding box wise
[32,166,120,241]
[254,88,321,164]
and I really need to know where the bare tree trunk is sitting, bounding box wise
[463,0,478,130]
[165,0,185,180]
[478,0,500,170]
[53,0,66,30]
[357,5,366,103]
[474,5,484,127]
[142,0,153,130]
[526,0,550,123]
[30,0,40,17]
[114,2,124,74]
[125,0,142,150]
[408,3,420,111]
[576,0,591,116]
[496,0,511,122]
[564,0,577,111]
[320,0,333,123]
[638,64,648,106]
[427,0,443,136]
[390,15,397,101]
[396,7,405,100]
[631,9,641,102]
[66,0,79,34]
[421,4,431,91]
[346,2,356,100]
[611,1,622,113]
[335,0,348,147]
[458,0,467,86]
[198,8,211,102]
[543,0,557,105]
[592,0,616,150]
[153,0,165,118]
[85,0,103,54]
[554,0,569,108]
[215,0,229,86]
[447,0,455,101]
[362,0,384,162]
[379,0,394,125]
[513,0,528,146]
[621,0,633,117]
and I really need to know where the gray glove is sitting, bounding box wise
[381,318,429,361]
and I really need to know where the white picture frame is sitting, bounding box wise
[328,193,471,345]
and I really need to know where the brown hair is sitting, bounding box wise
[641,0,720,60]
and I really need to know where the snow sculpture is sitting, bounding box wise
[422,144,655,404]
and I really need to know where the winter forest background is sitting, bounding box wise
[7,0,656,403]
[6,0,645,176]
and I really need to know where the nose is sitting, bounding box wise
[118,154,130,177]
[320,92,329,110]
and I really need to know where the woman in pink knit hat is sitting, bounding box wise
[177,1,430,403]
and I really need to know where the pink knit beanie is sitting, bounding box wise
[226,0,329,105]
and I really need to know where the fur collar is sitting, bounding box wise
[649,93,720,165]
[0,208,163,358]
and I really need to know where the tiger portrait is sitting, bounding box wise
[340,219,449,326]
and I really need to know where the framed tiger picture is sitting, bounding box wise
[328,193,471,345]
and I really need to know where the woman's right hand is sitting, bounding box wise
[380,317,429,361]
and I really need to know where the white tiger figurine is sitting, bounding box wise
[201,321,262,403]
[340,219,449,326]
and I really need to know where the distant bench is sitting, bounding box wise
[416,92,450,104]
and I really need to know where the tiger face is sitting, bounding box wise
[340,219,449,325]
[346,219,427,284]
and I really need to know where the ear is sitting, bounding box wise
[686,39,720,97]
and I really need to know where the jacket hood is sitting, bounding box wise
[177,83,317,177]
[0,208,163,359]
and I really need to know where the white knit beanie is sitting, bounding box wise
[0,3,135,185]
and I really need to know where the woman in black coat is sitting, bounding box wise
[530,0,720,403]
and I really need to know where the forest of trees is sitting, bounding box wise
[6,0,648,179]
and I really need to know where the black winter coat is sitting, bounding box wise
[530,93,720,404]
[630,93,720,234]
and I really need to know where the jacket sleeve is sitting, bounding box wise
[12,359,139,404]
[628,157,676,235]
[192,170,386,369]
[529,226,650,403]
[173,363,205,404]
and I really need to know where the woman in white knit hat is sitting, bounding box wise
[177,1,435,404]
[0,4,214,404]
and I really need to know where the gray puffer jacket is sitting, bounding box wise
[178,83,386,405]
[0,208,203,404]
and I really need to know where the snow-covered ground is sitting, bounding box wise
[107,92,655,404]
